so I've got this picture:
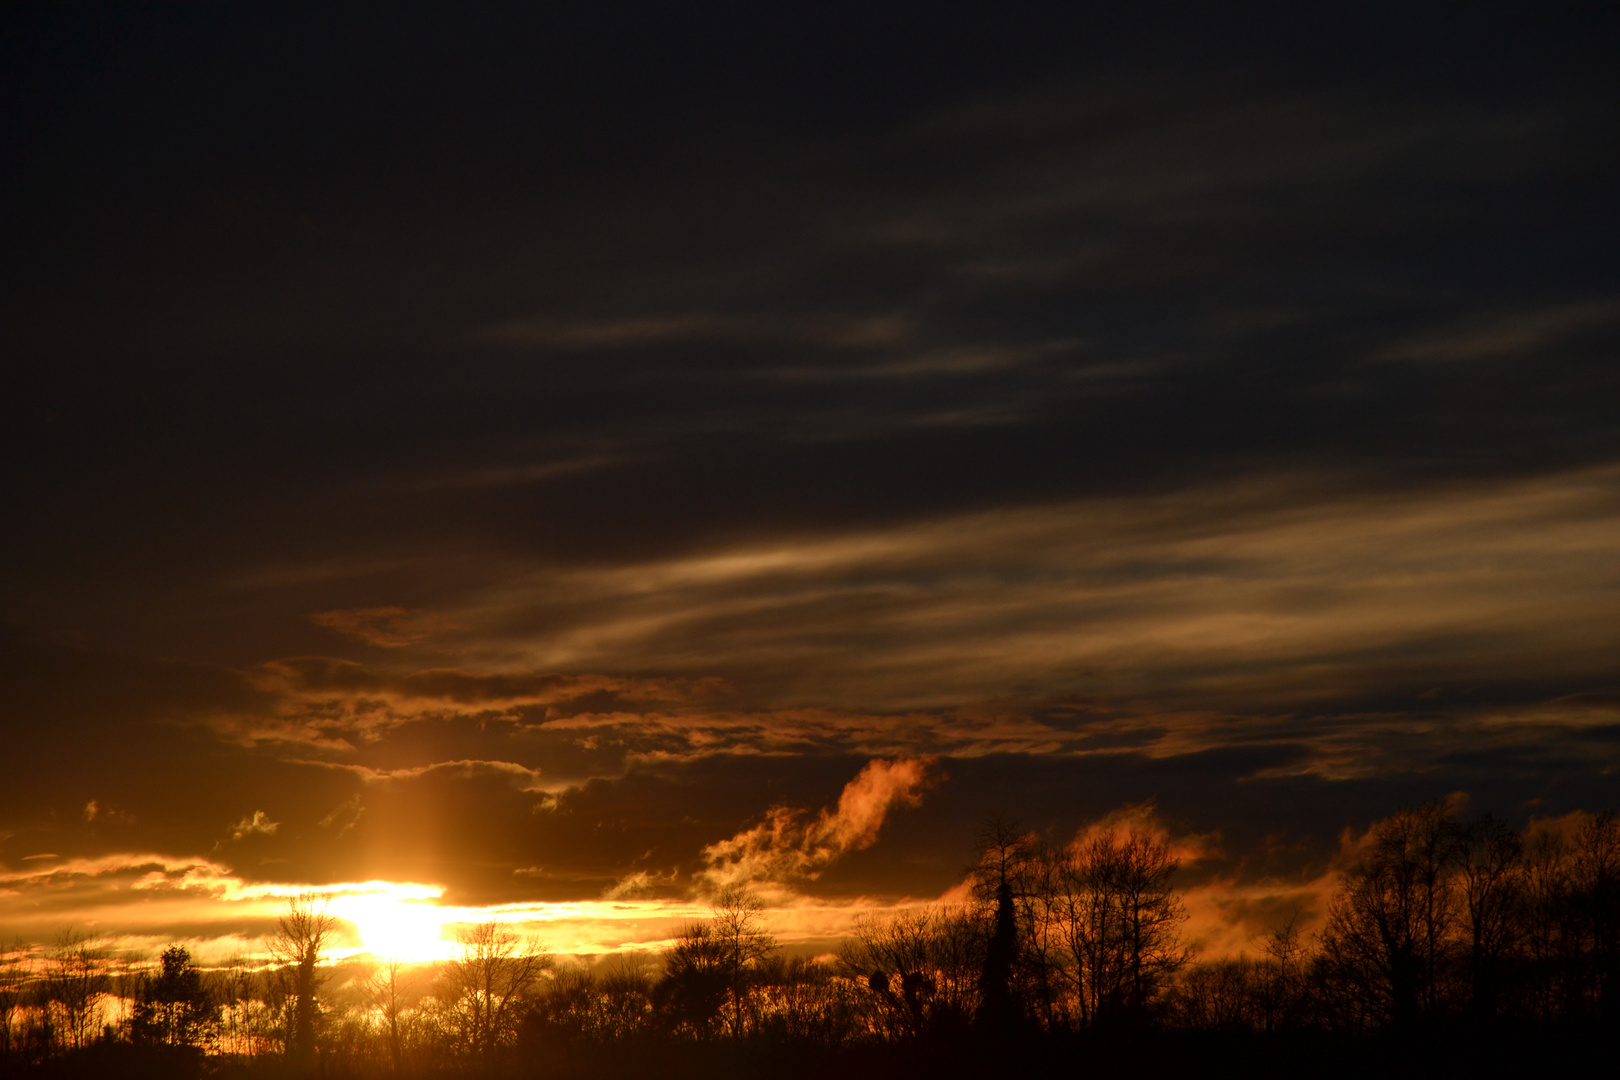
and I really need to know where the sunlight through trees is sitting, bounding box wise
[2,805,1618,1077]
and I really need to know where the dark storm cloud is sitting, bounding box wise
[3,7,1618,946]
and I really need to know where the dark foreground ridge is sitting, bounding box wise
[15,1025,1618,1080]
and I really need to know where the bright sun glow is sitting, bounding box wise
[329,885,454,962]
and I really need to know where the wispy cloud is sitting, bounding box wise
[229,811,279,842]
[699,758,938,892]
[441,465,1620,712]
[309,607,462,648]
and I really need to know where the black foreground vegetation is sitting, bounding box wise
[2,805,1618,1079]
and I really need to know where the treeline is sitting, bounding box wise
[1,804,1617,1078]
[973,805,1620,1035]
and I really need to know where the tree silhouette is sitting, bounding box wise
[971,818,1033,1034]
[979,875,1021,1033]
[10,800,1620,1071]
[269,892,339,1068]
[43,929,106,1052]
[655,890,776,1041]
[963,816,1188,1033]
[442,919,547,1060]
[367,956,409,1073]
[843,907,980,1040]
[1457,813,1524,1022]
[657,921,732,1039]
[1258,912,1305,1031]
[1570,810,1620,1022]
[594,954,657,1042]
[709,886,777,1038]
[0,937,25,1066]
[1320,804,1461,1029]
[1059,826,1187,1026]
[131,945,217,1050]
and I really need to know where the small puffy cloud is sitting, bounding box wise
[700,757,938,891]
[230,811,279,842]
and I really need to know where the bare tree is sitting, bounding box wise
[213,954,273,1058]
[269,892,340,1067]
[709,886,777,1038]
[655,888,777,1041]
[1172,958,1258,1030]
[368,957,408,1073]
[42,929,107,1052]
[594,954,656,1041]
[843,907,980,1039]
[1256,912,1306,1031]
[1570,810,1620,1021]
[658,921,732,1039]
[442,919,548,1060]
[1320,804,1461,1029]
[957,816,1190,1033]
[0,937,25,1064]
[1059,827,1187,1026]
[1521,825,1580,1023]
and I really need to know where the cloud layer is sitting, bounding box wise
[2,8,1617,955]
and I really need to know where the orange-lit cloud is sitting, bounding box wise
[1180,873,1335,959]
[1047,804,1333,961]
[229,810,279,842]
[1065,801,1221,867]
[0,848,940,964]
[422,464,1620,712]
[699,757,938,892]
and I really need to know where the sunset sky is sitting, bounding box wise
[3,7,1618,964]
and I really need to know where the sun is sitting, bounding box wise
[330,887,452,962]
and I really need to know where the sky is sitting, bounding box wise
[3,5,1618,963]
